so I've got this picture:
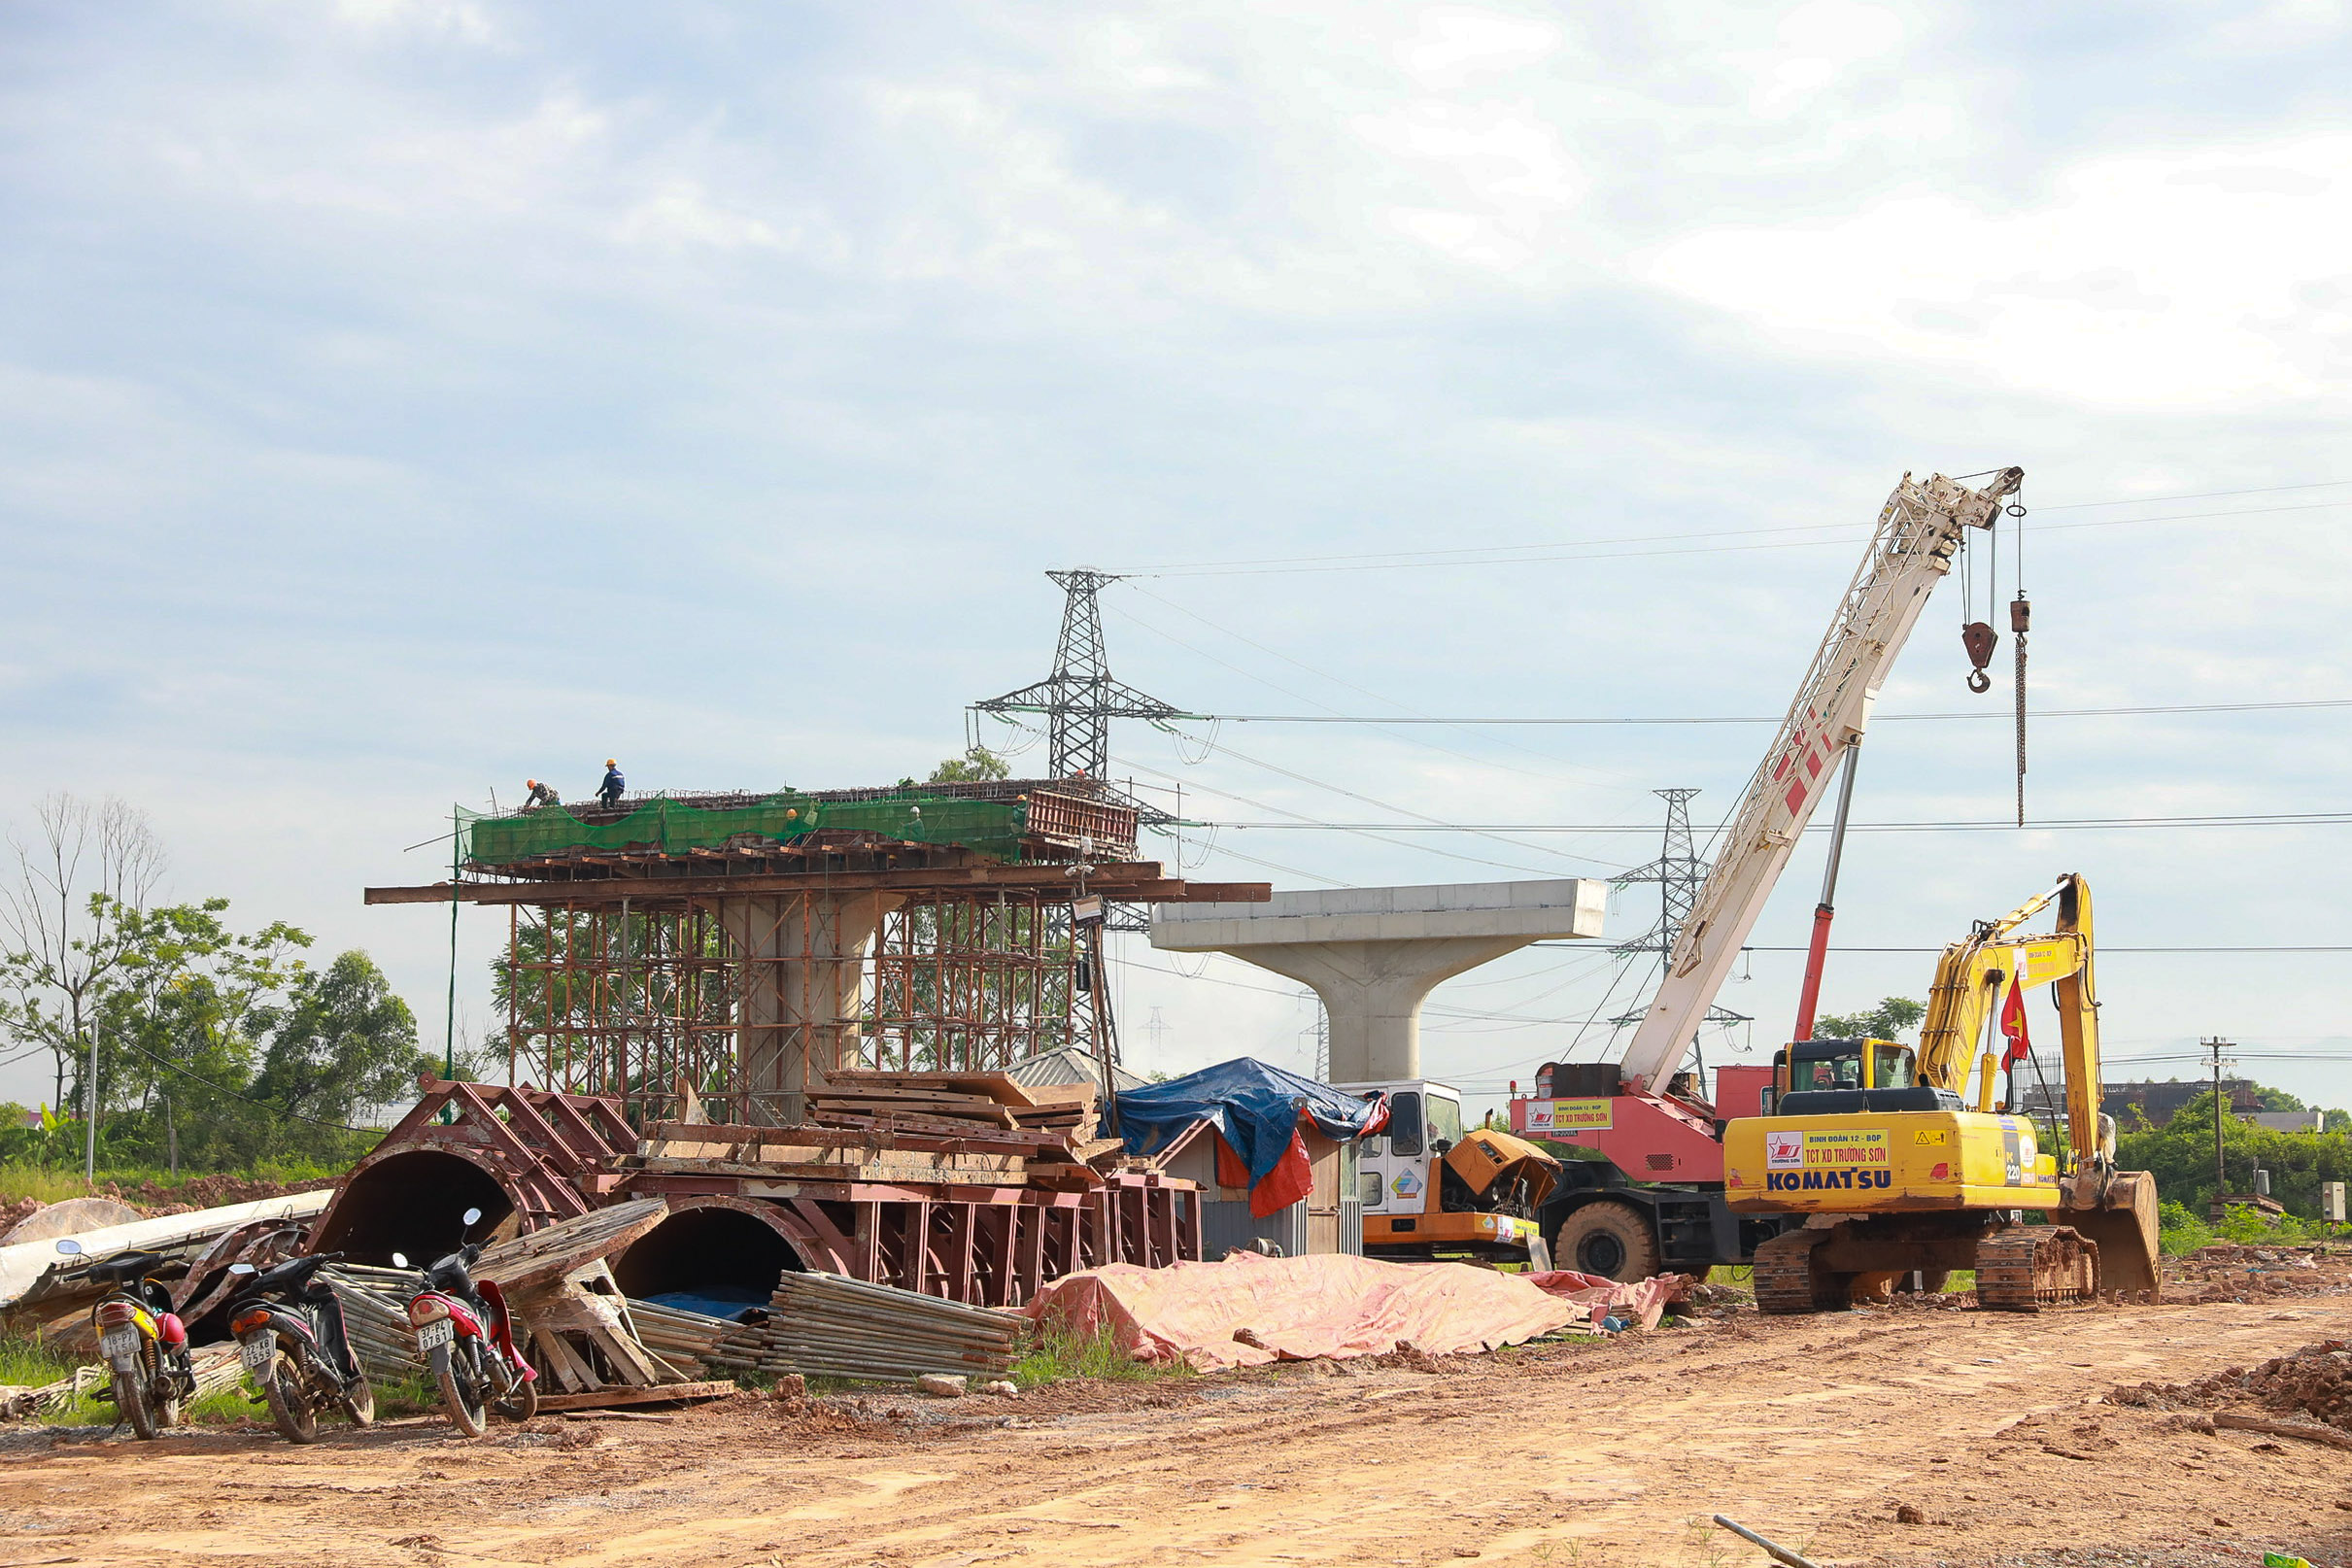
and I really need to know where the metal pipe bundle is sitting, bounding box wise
[626,1273,1022,1386]
[322,1264,426,1381]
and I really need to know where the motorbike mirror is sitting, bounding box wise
[390,1252,409,1269]
[52,1238,83,1256]
[227,1262,256,1277]
[460,1207,483,1227]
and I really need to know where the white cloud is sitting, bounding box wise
[1645,134,2352,409]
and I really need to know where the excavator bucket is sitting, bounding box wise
[2056,1170,2162,1300]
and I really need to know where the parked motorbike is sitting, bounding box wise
[52,1238,195,1440]
[393,1207,536,1437]
[222,1252,375,1444]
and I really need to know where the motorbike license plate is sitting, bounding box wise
[416,1319,455,1350]
[240,1337,276,1371]
[100,1327,139,1361]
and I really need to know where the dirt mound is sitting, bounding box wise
[119,1174,339,1215]
[2109,1336,2352,1428]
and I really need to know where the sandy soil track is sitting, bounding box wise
[4,1295,2347,1568]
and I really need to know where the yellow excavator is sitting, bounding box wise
[1722,873,2160,1312]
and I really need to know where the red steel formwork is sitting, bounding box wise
[616,1165,1201,1309]
[315,1076,1201,1306]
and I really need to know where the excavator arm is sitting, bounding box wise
[1913,872,2155,1294]
[1914,875,2091,1113]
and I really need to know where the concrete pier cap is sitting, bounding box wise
[1149,879,1607,1083]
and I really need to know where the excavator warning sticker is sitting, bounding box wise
[1525,1098,1613,1133]
[1914,1129,1950,1146]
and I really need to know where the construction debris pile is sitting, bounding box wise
[0,1344,245,1422]
[630,1070,1122,1190]
[0,1192,332,1352]
[2112,1336,2352,1430]
[2161,1243,2341,1304]
[633,1272,1020,1385]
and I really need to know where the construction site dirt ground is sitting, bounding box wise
[6,1285,2350,1568]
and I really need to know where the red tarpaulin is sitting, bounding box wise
[1023,1250,1586,1370]
[1523,1269,1691,1331]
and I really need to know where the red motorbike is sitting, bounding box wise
[392,1207,536,1437]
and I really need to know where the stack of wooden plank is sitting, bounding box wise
[629,1270,1021,1385]
[629,1069,1135,1192]
[472,1198,730,1409]
[320,1201,729,1411]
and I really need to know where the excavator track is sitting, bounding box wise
[1753,1228,1844,1315]
[1974,1225,2098,1312]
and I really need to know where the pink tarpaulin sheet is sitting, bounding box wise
[1022,1251,1585,1370]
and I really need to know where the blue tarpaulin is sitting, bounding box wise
[1112,1057,1386,1188]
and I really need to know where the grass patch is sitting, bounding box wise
[0,1334,77,1389]
[0,1159,349,1208]
[1009,1325,1190,1389]
[2215,1202,2321,1245]
[2159,1199,2216,1254]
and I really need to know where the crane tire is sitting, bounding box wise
[1551,1201,1663,1282]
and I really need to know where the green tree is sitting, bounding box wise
[929,746,1011,783]
[2114,1088,2352,1219]
[0,794,165,1114]
[1815,996,1926,1041]
[249,952,428,1154]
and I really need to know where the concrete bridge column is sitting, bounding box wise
[1150,880,1606,1085]
[723,891,901,1123]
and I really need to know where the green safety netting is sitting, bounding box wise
[459,790,1029,868]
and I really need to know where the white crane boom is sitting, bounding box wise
[1619,467,2024,1095]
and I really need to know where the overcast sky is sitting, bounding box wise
[2,1,2347,1115]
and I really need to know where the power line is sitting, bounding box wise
[1196,697,2352,726]
[105,1031,379,1136]
[1127,494,2352,578]
[1566,943,2352,954]
[1197,810,2352,834]
[2032,479,2351,511]
[1110,587,1598,788]
[1116,753,1614,878]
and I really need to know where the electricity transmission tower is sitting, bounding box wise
[1611,789,1751,1045]
[972,570,1193,780]
[1299,988,1329,1081]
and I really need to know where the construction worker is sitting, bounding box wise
[598,759,625,810]
[522,778,561,810]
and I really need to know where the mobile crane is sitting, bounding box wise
[1722,873,2161,1311]
[1509,466,2024,1279]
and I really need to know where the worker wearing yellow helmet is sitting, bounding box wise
[598,760,626,810]
[523,777,561,810]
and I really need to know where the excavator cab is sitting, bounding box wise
[1764,1039,1938,1114]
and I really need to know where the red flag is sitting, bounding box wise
[1999,976,2031,1068]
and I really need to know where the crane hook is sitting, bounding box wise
[1961,621,1998,693]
